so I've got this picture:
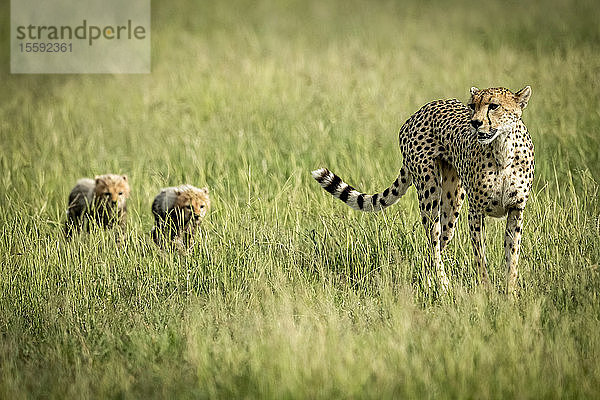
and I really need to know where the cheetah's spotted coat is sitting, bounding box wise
[312,86,534,294]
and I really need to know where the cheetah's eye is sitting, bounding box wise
[488,103,499,111]
[104,192,111,197]
[468,103,475,110]
[118,192,123,196]
[200,205,205,208]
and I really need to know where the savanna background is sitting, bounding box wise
[1,0,599,398]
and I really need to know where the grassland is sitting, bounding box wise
[1,0,599,398]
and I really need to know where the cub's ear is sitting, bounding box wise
[121,175,128,182]
[201,187,209,194]
[515,86,532,109]
[470,87,480,96]
[174,190,182,196]
[94,176,104,185]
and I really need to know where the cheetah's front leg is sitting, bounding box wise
[468,210,490,285]
[505,208,524,296]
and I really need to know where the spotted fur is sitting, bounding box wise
[312,86,534,295]
[151,184,210,250]
[65,174,130,237]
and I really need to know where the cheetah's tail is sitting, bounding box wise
[311,167,412,212]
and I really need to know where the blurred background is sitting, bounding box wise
[1,0,599,398]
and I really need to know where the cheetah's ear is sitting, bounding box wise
[121,175,128,182]
[470,87,480,96]
[515,86,531,109]
[201,187,209,194]
[94,176,105,185]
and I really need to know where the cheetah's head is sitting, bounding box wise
[174,186,211,225]
[468,86,531,145]
[94,174,130,210]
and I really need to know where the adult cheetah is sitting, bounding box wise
[312,86,534,295]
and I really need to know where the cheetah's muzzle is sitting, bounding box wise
[477,128,499,144]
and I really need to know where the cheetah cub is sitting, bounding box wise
[312,86,534,295]
[151,185,210,251]
[65,174,130,237]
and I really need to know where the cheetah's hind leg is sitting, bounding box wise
[439,160,465,252]
[415,162,449,293]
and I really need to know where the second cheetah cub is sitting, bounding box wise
[151,185,210,250]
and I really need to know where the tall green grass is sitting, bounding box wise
[1,0,599,398]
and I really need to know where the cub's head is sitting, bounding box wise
[94,174,130,210]
[468,86,531,145]
[174,186,210,224]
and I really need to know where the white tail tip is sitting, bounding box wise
[311,168,328,180]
